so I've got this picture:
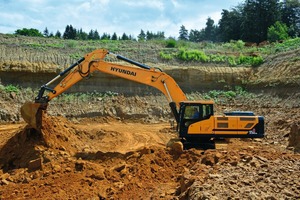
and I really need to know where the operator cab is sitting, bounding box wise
[178,101,214,137]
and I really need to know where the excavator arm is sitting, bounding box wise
[21,49,187,130]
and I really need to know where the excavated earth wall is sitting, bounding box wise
[0,47,250,94]
[0,34,299,95]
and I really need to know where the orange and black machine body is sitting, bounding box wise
[177,101,264,143]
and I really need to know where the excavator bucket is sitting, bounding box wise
[20,102,45,130]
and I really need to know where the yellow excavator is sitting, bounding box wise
[21,49,264,147]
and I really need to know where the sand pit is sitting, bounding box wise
[1,114,299,199]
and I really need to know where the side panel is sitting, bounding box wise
[213,115,258,135]
[188,117,214,134]
[238,117,258,135]
[214,116,239,135]
[184,115,264,138]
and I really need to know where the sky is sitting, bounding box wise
[0,0,244,38]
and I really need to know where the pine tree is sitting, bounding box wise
[55,30,61,38]
[204,17,216,41]
[121,33,129,40]
[138,29,146,41]
[111,32,118,40]
[43,27,49,37]
[218,7,243,42]
[179,25,188,40]
[94,30,100,40]
[63,25,77,39]
[100,32,110,40]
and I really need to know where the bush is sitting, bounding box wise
[251,56,264,66]
[237,54,264,66]
[268,21,289,43]
[205,86,250,100]
[235,40,245,49]
[210,54,226,63]
[165,39,176,48]
[1,84,20,93]
[177,48,209,62]
[224,90,237,98]
[227,56,236,66]
[159,51,173,60]
[15,28,43,37]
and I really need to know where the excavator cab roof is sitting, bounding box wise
[180,100,214,105]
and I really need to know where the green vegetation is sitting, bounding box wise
[177,48,209,62]
[203,86,252,100]
[159,51,173,61]
[159,46,264,67]
[270,37,300,53]
[15,28,43,37]
[0,84,20,94]
[268,21,289,42]
[165,38,176,48]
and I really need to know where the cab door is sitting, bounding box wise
[179,104,214,137]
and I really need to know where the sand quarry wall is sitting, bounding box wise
[0,36,299,95]
[0,44,250,94]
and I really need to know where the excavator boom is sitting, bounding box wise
[21,49,187,130]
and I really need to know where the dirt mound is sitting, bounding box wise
[0,115,203,199]
[0,126,44,171]
[0,113,176,170]
[180,144,300,199]
[39,115,84,154]
[1,114,300,199]
[0,115,79,171]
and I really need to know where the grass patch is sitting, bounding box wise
[0,84,20,93]
[203,86,252,100]
[160,47,264,66]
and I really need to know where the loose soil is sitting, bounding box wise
[0,96,300,199]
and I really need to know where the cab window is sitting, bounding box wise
[184,106,200,119]
[184,106,199,119]
[183,104,213,120]
[202,104,213,119]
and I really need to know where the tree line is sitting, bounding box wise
[14,0,299,44]
[179,0,299,43]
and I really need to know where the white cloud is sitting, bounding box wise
[0,12,24,21]
[123,0,164,10]
[170,0,179,8]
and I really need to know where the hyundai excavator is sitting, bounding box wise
[21,49,264,147]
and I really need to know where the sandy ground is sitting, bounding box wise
[0,107,299,199]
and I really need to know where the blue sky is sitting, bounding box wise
[0,0,243,38]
